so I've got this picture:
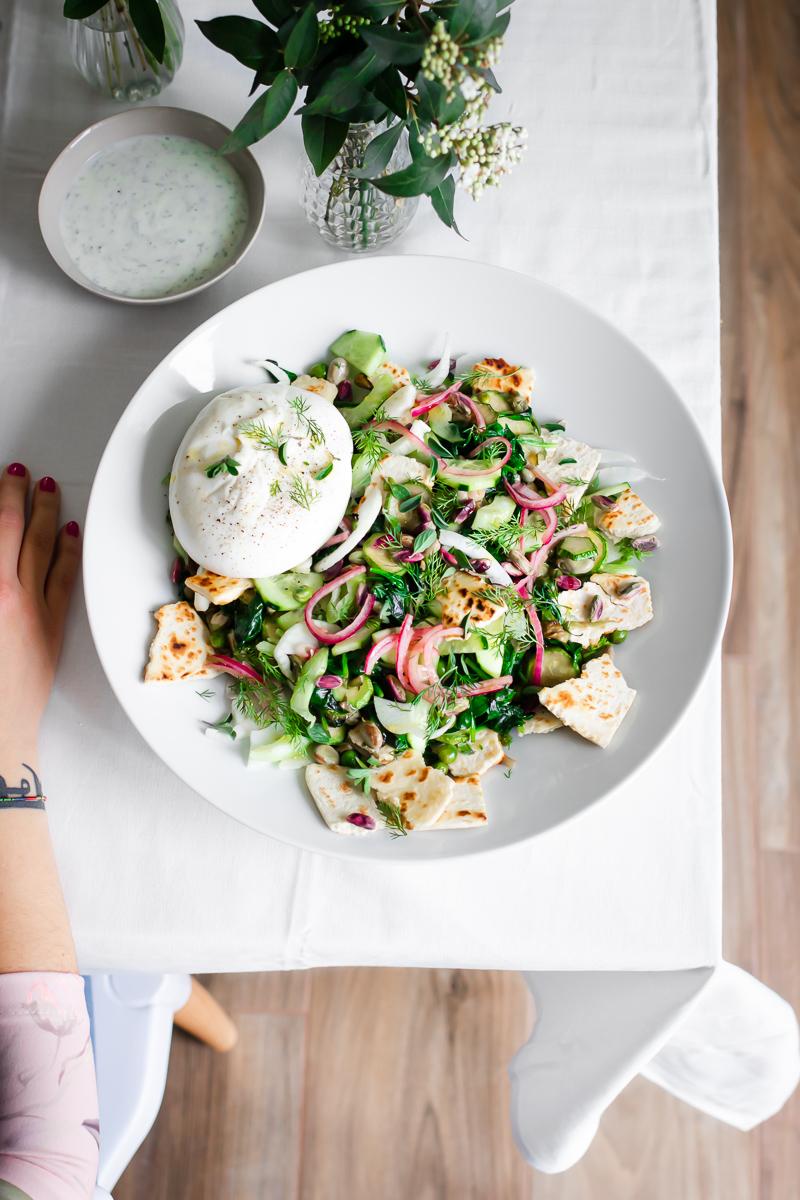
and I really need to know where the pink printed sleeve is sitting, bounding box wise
[0,973,99,1200]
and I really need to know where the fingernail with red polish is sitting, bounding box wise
[65,521,80,538]
[7,463,26,477]
[40,476,56,493]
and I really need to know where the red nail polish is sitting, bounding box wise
[39,476,56,493]
[65,521,80,538]
[7,463,26,477]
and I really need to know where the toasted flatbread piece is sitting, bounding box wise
[185,570,251,606]
[371,749,453,831]
[595,487,660,542]
[429,775,488,829]
[305,764,381,836]
[531,431,601,504]
[294,374,337,402]
[145,601,219,682]
[449,728,505,777]
[378,360,412,393]
[438,572,506,629]
[539,653,635,748]
[557,574,653,647]
[471,357,534,405]
[519,711,563,735]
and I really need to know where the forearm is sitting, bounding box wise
[0,743,77,975]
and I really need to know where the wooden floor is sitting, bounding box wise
[115,1,799,1196]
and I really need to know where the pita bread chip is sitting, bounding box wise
[539,653,635,749]
[145,601,219,682]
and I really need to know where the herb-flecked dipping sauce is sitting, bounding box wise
[59,134,250,299]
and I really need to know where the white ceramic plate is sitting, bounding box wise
[84,256,731,862]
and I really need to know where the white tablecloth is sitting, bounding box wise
[2,0,722,976]
[3,0,798,1174]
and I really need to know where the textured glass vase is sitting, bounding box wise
[69,1,184,103]
[301,124,419,253]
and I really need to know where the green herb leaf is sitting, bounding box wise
[63,0,105,18]
[221,69,299,153]
[430,174,464,236]
[394,733,410,752]
[388,482,410,501]
[289,475,320,510]
[369,66,408,120]
[399,493,422,513]
[413,528,437,554]
[204,712,237,739]
[128,0,166,61]
[375,798,408,838]
[361,25,427,65]
[302,114,350,176]
[252,0,294,26]
[314,462,334,481]
[196,16,278,69]
[371,150,455,198]
[205,456,240,478]
[349,121,405,179]
[284,2,318,70]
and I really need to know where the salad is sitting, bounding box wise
[146,330,661,838]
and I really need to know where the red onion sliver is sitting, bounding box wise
[454,500,476,524]
[504,477,568,510]
[371,420,444,466]
[170,556,183,584]
[410,380,461,419]
[394,614,414,691]
[441,549,458,566]
[208,655,263,682]
[459,675,514,696]
[386,674,407,702]
[305,565,373,645]
[365,632,398,676]
[524,602,544,684]
[454,391,486,430]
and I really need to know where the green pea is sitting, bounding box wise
[340,749,359,768]
[435,743,458,764]
[309,362,327,378]
[609,629,628,644]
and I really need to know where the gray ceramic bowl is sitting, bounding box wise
[38,107,265,305]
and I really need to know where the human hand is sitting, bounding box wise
[0,464,81,773]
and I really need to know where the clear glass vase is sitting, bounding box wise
[301,123,419,253]
[69,1,184,103]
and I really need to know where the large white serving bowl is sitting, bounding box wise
[84,256,732,862]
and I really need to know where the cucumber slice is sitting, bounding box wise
[475,640,504,676]
[364,532,405,575]
[428,404,461,442]
[438,458,503,491]
[331,619,379,656]
[341,372,396,430]
[290,647,329,724]
[536,648,578,687]
[329,329,386,377]
[255,570,324,610]
[472,494,516,532]
[497,415,536,436]
[557,529,606,575]
[478,389,509,412]
[373,696,430,752]
[333,674,373,709]
[275,608,306,631]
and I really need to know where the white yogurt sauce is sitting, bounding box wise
[169,383,353,579]
[59,134,249,299]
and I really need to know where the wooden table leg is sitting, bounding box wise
[173,978,238,1053]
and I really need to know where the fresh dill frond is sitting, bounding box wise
[431,481,466,523]
[410,372,430,393]
[412,550,449,616]
[456,364,518,390]
[289,395,324,445]
[560,475,587,487]
[239,418,283,453]
[234,676,307,744]
[289,474,320,511]
[375,798,408,838]
[270,479,281,497]
[558,493,594,529]
[469,518,526,558]
[195,688,214,701]
[204,712,237,739]
[531,576,566,626]
[352,424,388,471]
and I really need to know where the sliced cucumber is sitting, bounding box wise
[478,389,509,412]
[557,529,606,575]
[534,647,578,687]
[329,329,386,377]
[364,532,405,575]
[333,674,373,709]
[428,404,461,442]
[325,578,358,624]
[472,493,516,532]
[373,696,430,752]
[290,647,329,724]
[331,619,379,656]
[248,733,309,768]
[497,414,536,436]
[475,640,504,676]
[341,372,396,430]
[255,570,324,610]
[438,457,503,491]
[275,608,306,631]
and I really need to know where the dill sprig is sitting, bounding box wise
[558,494,594,530]
[239,418,283,453]
[234,675,307,745]
[352,424,388,471]
[469,518,527,558]
[195,688,215,701]
[289,395,324,446]
[289,474,320,511]
[456,364,519,390]
[375,798,408,838]
[411,550,449,617]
